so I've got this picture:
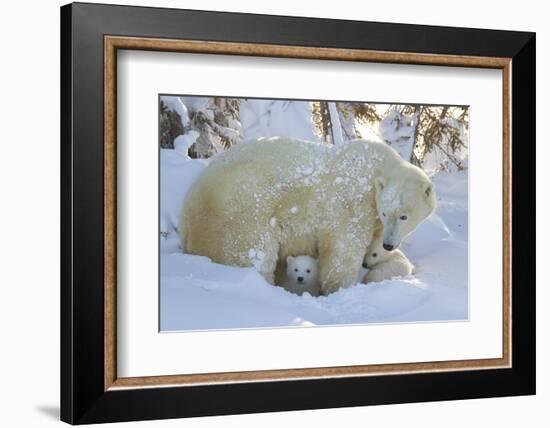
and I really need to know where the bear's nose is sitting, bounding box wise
[362,262,369,269]
[297,276,304,282]
[383,243,394,251]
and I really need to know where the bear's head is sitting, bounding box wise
[374,165,436,251]
[286,255,319,286]
[362,233,394,269]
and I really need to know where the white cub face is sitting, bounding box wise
[374,168,436,251]
[286,255,319,286]
[362,234,393,268]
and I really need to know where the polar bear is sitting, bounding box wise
[361,233,414,283]
[282,255,321,296]
[181,137,436,295]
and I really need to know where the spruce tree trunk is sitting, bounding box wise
[409,106,423,166]
[319,101,334,145]
[328,102,344,145]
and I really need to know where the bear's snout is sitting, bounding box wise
[297,276,304,282]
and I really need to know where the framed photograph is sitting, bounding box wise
[61,2,535,424]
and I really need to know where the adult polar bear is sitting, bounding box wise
[181,137,436,295]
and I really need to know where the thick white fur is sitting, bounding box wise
[362,233,414,283]
[181,137,435,294]
[282,255,321,296]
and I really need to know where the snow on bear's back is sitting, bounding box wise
[199,137,333,203]
[207,138,396,191]
[211,137,328,168]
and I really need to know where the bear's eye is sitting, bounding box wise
[372,253,377,257]
[400,215,408,220]
[306,269,311,273]
[294,268,298,272]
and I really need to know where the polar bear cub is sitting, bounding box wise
[362,233,414,283]
[282,255,321,296]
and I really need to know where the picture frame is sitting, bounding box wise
[60,2,535,424]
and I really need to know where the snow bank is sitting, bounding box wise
[159,149,208,238]
[160,147,468,331]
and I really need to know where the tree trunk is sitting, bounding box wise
[319,101,334,144]
[328,102,344,145]
[409,106,423,166]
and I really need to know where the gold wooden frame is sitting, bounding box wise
[104,35,512,391]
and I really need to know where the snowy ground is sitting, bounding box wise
[159,148,468,331]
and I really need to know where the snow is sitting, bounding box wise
[422,117,469,173]
[240,100,320,142]
[160,147,468,331]
[179,96,210,115]
[173,131,199,156]
[161,96,190,128]
[380,108,418,161]
[159,149,208,237]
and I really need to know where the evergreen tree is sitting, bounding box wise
[160,96,468,173]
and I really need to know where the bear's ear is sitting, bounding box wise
[425,185,432,199]
[375,176,386,194]
[286,256,293,264]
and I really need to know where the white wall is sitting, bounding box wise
[0,0,545,426]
